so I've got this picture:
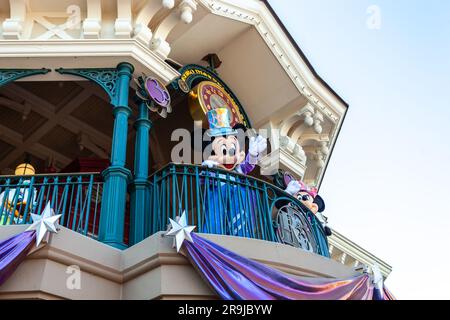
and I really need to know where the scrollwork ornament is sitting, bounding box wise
[0,69,50,87]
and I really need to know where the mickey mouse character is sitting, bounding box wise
[285,180,333,237]
[201,108,267,175]
[199,108,267,237]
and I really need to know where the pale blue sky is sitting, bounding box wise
[269,0,450,299]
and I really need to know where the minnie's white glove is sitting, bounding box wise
[371,265,384,291]
[285,180,302,196]
[202,160,220,168]
[249,135,268,164]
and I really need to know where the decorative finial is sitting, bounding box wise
[162,0,175,9]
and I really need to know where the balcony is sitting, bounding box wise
[146,163,330,258]
[0,165,330,258]
[0,62,333,259]
[0,172,103,239]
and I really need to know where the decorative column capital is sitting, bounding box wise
[129,179,151,189]
[115,18,133,38]
[83,18,102,39]
[101,166,133,181]
[112,105,132,117]
[2,0,27,39]
[117,62,135,75]
[2,18,24,39]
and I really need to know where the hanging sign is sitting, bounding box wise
[172,64,252,128]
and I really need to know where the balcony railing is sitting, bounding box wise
[147,163,330,258]
[0,172,103,239]
[0,166,330,257]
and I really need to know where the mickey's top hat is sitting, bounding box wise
[206,108,237,137]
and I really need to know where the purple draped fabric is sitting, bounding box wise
[382,288,396,300]
[0,230,36,286]
[183,233,393,300]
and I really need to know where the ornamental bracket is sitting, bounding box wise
[55,67,119,106]
[0,68,51,88]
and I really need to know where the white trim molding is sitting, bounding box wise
[328,229,392,279]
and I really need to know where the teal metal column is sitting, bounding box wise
[129,101,152,245]
[98,62,134,249]
[56,63,135,249]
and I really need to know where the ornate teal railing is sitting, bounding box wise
[0,172,103,239]
[147,163,330,258]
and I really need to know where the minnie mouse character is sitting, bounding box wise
[285,179,333,237]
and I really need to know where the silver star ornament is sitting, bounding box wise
[165,211,196,252]
[26,202,62,247]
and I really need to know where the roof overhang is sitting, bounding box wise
[0,0,348,186]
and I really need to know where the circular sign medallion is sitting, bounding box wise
[144,77,171,107]
[189,81,245,128]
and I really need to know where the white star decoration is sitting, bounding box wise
[165,211,196,252]
[26,202,62,247]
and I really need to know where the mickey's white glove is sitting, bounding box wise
[285,180,302,196]
[202,160,220,168]
[249,135,268,164]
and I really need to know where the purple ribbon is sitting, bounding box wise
[183,233,393,300]
[0,230,36,286]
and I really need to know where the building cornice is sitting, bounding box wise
[198,0,347,119]
[0,39,180,83]
[329,229,392,278]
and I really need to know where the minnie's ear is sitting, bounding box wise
[313,195,326,213]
